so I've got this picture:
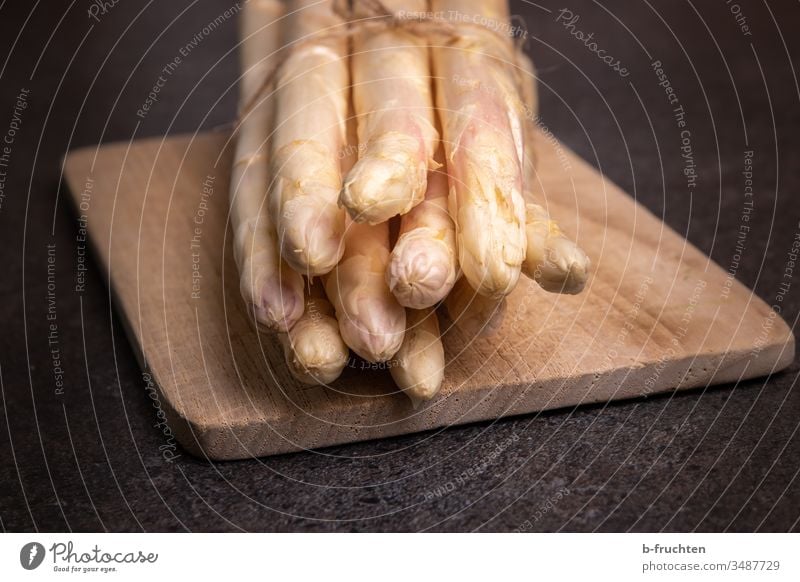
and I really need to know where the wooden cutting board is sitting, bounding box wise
[63,129,794,460]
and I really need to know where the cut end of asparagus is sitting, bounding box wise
[387,228,458,309]
[340,154,427,224]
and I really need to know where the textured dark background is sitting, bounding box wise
[0,0,798,532]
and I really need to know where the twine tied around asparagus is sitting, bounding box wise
[236,0,531,129]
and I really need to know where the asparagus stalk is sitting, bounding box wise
[518,54,590,294]
[320,89,405,363]
[431,0,527,299]
[443,276,507,338]
[390,307,445,407]
[280,281,349,385]
[230,0,304,332]
[386,148,458,309]
[324,219,406,362]
[339,0,439,224]
[522,203,590,294]
[270,0,348,277]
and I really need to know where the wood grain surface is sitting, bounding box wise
[63,129,794,460]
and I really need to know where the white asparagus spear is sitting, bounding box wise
[431,0,527,299]
[339,0,439,224]
[270,0,348,277]
[280,281,349,385]
[321,91,406,362]
[324,219,406,362]
[231,0,304,332]
[443,276,507,338]
[522,204,590,294]
[518,54,590,294]
[391,307,445,407]
[386,148,458,309]
[321,91,405,362]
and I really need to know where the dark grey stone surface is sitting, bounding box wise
[0,0,797,532]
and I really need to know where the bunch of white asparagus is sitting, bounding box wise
[230,0,589,405]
